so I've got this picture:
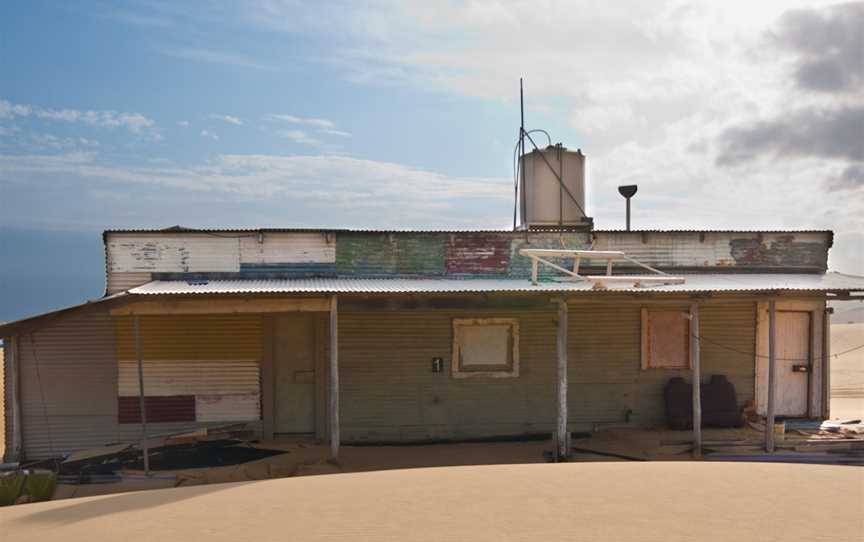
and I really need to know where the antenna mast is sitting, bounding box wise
[519,78,527,230]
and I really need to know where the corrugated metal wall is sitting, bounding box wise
[106,272,152,294]
[14,311,265,459]
[115,314,262,426]
[1,344,5,459]
[338,301,757,441]
[16,311,120,458]
[569,302,756,427]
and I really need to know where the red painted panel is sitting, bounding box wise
[118,395,196,424]
[445,234,511,274]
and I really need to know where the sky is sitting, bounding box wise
[1,1,862,320]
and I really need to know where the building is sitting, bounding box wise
[3,224,864,462]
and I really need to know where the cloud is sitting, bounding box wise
[716,105,864,165]
[0,98,158,136]
[320,128,352,137]
[266,114,351,138]
[0,150,509,207]
[266,114,335,129]
[200,130,219,140]
[157,47,276,70]
[209,114,243,125]
[773,2,864,93]
[276,129,321,146]
[177,120,190,127]
[829,163,864,191]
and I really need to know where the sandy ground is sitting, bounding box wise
[3,462,862,542]
[830,323,864,420]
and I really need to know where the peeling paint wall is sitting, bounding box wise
[105,230,831,290]
[592,231,830,272]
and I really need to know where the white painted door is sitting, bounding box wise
[274,314,316,433]
[775,311,810,417]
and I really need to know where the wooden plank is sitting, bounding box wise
[556,300,569,460]
[134,315,150,475]
[521,249,625,257]
[690,302,702,458]
[766,300,777,453]
[329,296,340,460]
[640,308,649,370]
[111,297,330,315]
[261,315,275,440]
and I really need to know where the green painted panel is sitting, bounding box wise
[336,233,445,276]
[338,301,757,442]
[508,233,591,280]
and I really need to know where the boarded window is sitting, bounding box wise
[452,318,519,378]
[641,308,691,369]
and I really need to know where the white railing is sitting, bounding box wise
[519,249,686,289]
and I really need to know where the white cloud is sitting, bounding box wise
[200,130,219,140]
[157,47,276,70]
[266,114,335,129]
[209,114,243,125]
[276,129,321,146]
[177,120,190,127]
[0,151,510,227]
[320,128,352,137]
[0,98,158,136]
[266,113,351,138]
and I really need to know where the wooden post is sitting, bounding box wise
[329,295,340,460]
[9,336,23,462]
[765,300,777,453]
[689,303,702,458]
[555,300,569,460]
[133,315,150,475]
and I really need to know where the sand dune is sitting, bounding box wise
[830,323,864,420]
[2,462,862,542]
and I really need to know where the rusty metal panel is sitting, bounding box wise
[106,233,241,273]
[444,234,510,275]
[106,272,152,294]
[118,396,195,424]
[593,231,830,271]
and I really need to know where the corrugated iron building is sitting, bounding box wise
[2,228,862,460]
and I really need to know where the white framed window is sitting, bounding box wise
[641,308,691,370]
[451,318,519,378]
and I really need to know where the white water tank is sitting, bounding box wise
[518,145,586,228]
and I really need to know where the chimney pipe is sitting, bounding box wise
[617,185,638,231]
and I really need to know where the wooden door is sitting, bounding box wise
[776,311,810,417]
[274,314,316,433]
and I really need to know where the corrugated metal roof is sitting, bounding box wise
[128,272,864,295]
[103,226,832,235]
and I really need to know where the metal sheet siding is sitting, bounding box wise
[338,308,558,441]
[106,233,241,273]
[114,314,262,361]
[592,231,830,271]
[117,360,260,396]
[106,272,152,294]
[0,345,5,459]
[239,233,335,264]
[337,301,758,442]
[567,302,756,427]
[16,311,119,459]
